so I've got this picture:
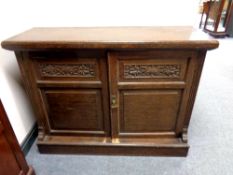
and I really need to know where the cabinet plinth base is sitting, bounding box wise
[37,135,189,157]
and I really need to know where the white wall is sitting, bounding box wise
[0,0,200,144]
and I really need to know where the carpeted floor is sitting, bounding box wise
[26,36,233,175]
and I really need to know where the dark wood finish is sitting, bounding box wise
[1,27,219,156]
[0,100,35,175]
[20,51,110,138]
[37,136,188,157]
[120,90,181,132]
[44,90,104,131]
[226,2,233,36]
[108,50,196,140]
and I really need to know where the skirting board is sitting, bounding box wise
[21,123,38,155]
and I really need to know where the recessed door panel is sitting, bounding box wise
[120,90,181,132]
[43,89,104,131]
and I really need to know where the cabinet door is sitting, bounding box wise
[26,51,110,137]
[108,51,196,139]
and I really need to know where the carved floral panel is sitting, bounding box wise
[39,63,96,77]
[124,64,181,79]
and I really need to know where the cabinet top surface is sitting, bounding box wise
[1,27,219,50]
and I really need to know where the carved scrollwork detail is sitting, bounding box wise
[124,64,181,79]
[39,63,96,77]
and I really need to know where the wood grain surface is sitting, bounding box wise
[1,27,219,50]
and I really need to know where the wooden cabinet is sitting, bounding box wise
[1,27,219,156]
[0,100,35,175]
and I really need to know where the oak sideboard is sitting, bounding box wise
[1,27,219,156]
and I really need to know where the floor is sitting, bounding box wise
[26,33,233,175]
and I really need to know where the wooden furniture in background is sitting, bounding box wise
[226,2,233,36]
[1,27,219,156]
[0,100,35,175]
[199,1,212,28]
[202,0,233,37]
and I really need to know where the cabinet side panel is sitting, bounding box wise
[175,50,207,135]
[15,51,48,140]
[184,51,207,127]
